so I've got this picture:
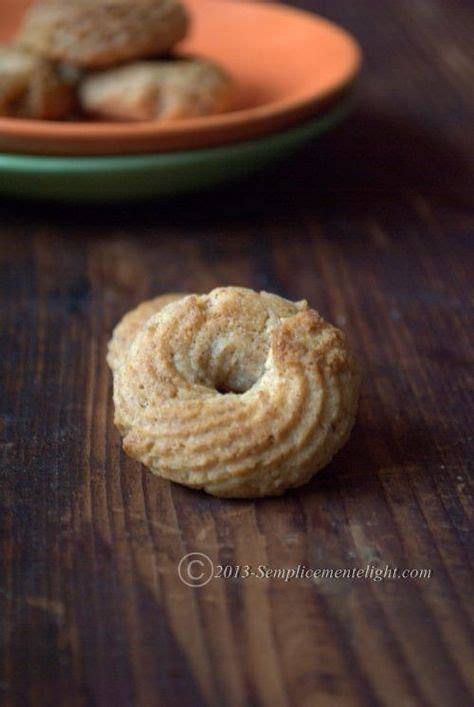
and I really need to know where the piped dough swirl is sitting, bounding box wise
[109,287,360,498]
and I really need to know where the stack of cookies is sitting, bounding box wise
[0,0,233,121]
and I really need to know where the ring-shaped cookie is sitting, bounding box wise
[110,287,360,498]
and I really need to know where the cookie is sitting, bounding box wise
[0,44,76,119]
[109,287,360,498]
[80,59,233,121]
[17,0,189,69]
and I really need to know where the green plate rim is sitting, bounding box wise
[0,95,355,173]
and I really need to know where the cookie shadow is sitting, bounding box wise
[292,408,452,502]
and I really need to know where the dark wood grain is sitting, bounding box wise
[1,1,473,705]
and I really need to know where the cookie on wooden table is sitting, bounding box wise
[109,287,360,498]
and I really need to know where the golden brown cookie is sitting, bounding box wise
[0,44,77,119]
[109,287,360,498]
[80,59,233,122]
[17,0,189,69]
[107,293,187,371]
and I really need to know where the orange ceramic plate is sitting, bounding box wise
[0,0,361,155]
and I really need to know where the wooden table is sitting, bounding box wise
[1,1,473,705]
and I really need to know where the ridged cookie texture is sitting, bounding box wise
[17,0,189,69]
[109,287,360,498]
[107,293,186,371]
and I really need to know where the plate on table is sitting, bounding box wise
[0,96,354,200]
[0,0,361,156]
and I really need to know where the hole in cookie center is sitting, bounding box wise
[179,330,270,395]
[215,382,247,395]
[210,357,265,395]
